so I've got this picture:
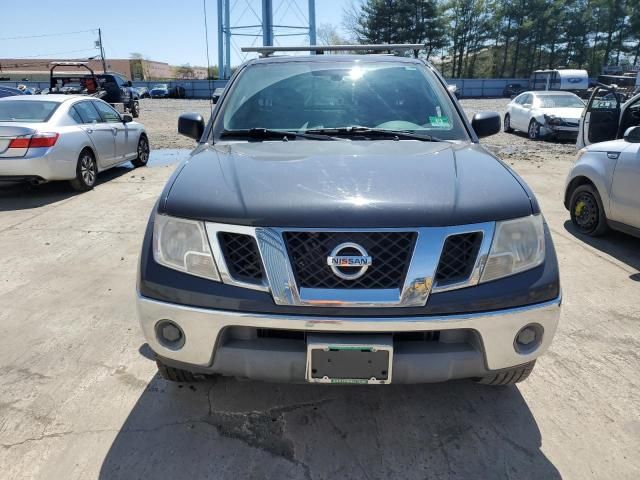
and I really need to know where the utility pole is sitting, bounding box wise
[98,28,107,73]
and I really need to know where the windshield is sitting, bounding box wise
[0,100,59,122]
[536,95,584,109]
[219,61,467,140]
[153,84,167,89]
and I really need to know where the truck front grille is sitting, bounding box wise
[434,232,483,286]
[218,232,264,284]
[283,231,417,289]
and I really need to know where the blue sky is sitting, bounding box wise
[0,0,348,66]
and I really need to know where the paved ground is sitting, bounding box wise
[1,99,639,479]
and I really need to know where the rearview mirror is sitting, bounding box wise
[623,126,640,143]
[122,114,133,123]
[471,112,501,138]
[178,112,205,141]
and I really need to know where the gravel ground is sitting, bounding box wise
[138,97,580,164]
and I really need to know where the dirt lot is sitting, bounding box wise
[0,99,638,479]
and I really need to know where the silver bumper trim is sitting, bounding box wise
[137,294,561,373]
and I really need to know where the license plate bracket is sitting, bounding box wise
[305,335,393,384]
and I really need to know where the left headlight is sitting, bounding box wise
[153,214,220,281]
[480,215,545,283]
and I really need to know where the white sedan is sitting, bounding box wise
[504,91,585,140]
[0,95,149,190]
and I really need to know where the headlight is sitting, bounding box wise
[153,214,220,281]
[543,114,562,126]
[480,215,545,283]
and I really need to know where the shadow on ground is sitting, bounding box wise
[0,166,132,211]
[99,373,560,480]
[563,220,640,274]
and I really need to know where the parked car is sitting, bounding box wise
[169,85,186,99]
[150,84,169,98]
[136,87,150,99]
[212,87,224,103]
[565,126,640,237]
[0,86,24,98]
[137,48,561,386]
[504,90,585,140]
[503,83,524,98]
[0,95,149,190]
[577,85,640,148]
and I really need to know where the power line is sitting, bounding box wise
[17,48,98,59]
[0,29,97,41]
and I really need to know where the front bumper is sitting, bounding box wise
[138,294,561,383]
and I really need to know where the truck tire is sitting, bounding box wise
[475,360,536,386]
[156,359,203,382]
[131,100,139,118]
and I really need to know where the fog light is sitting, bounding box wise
[514,323,543,354]
[156,320,185,349]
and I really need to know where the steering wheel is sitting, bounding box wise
[375,120,424,130]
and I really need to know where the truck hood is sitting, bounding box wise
[162,140,534,228]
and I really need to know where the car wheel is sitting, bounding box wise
[569,184,609,236]
[156,359,207,382]
[131,100,139,118]
[131,135,150,168]
[504,114,514,133]
[475,361,536,386]
[69,149,97,191]
[528,119,541,140]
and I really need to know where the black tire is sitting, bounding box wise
[569,184,609,236]
[131,135,150,168]
[131,100,139,118]
[156,359,203,382]
[528,119,541,140]
[504,114,514,133]
[69,149,97,191]
[476,360,536,386]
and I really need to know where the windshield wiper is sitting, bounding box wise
[220,128,340,141]
[304,126,448,142]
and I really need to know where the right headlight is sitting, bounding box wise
[480,215,545,283]
[153,214,220,281]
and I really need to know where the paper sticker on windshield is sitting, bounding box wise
[429,115,451,128]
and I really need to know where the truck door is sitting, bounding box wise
[578,86,620,148]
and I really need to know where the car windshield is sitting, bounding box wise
[536,95,584,109]
[0,100,59,122]
[220,60,468,140]
[153,84,167,89]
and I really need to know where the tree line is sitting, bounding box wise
[339,0,640,78]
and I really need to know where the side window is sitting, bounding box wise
[114,75,126,87]
[93,101,121,123]
[74,101,103,123]
[69,106,83,124]
[522,94,532,106]
[514,94,525,105]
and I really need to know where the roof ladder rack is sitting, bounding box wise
[241,44,428,58]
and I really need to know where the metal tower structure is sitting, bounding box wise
[217,0,316,79]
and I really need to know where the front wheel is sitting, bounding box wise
[504,114,514,133]
[569,184,608,236]
[475,361,536,386]
[131,100,139,118]
[131,135,150,168]
[528,119,541,140]
[69,150,97,191]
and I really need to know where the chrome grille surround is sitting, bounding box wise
[205,222,495,307]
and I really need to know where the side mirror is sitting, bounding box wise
[623,126,640,143]
[522,103,532,109]
[178,112,205,141]
[122,114,133,123]
[471,111,501,138]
